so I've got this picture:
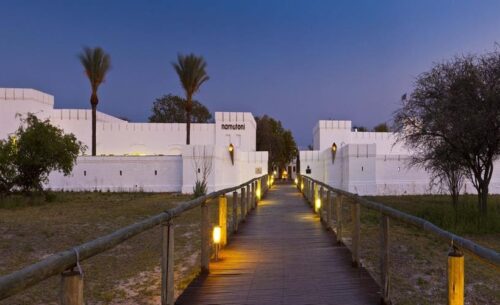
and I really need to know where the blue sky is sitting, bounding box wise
[1,0,500,146]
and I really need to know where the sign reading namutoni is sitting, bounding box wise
[221,124,245,130]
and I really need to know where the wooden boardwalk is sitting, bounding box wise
[176,183,380,305]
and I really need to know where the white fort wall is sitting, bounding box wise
[302,119,500,196]
[47,156,183,192]
[182,146,268,193]
[0,88,268,193]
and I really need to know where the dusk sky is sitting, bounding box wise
[1,1,500,146]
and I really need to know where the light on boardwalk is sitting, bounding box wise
[213,225,221,261]
[315,198,321,212]
[213,226,221,244]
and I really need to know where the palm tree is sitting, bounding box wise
[172,54,209,145]
[78,47,111,156]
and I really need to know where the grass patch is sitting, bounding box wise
[0,192,223,304]
[366,194,500,235]
[337,194,500,305]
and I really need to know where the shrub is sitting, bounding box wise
[0,114,85,195]
[192,180,207,199]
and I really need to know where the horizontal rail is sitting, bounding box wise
[0,175,268,300]
[301,175,500,268]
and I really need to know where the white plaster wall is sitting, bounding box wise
[215,112,256,151]
[47,156,182,192]
[0,88,54,139]
[303,123,500,196]
[0,88,267,194]
[181,145,268,193]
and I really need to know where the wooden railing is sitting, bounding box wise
[0,174,271,305]
[299,175,499,305]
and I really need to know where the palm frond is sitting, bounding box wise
[172,53,210,98]
[78,47,111,93]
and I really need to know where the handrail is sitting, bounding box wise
[301,175,500,267]
[0,174,269,301]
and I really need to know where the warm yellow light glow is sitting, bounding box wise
[294,178,298,185]
[228,143,234,152]
[315,198,321,212]
[256,189,261,199]
[213,226,221,244]
[301,182,304,190]
[130,152,147,156]
[332,143,337,152]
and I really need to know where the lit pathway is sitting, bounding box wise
[176,183,380,305]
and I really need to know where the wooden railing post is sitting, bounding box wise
[201,200,210,274]
[351,200,360,267]
[219,195,227,247]
[448,247,464,305]
[304,179,308,199]
[60,271,83,305]
[309,181,316,206]
[161,220,174,305]
[241,187,247,221]
[232,191,238,233]
[319,187,324,216]
[247,184,252,214]
[251,181,255,209]
[335,194,343,244]
[326,191,332,230]
[380,215,390,305]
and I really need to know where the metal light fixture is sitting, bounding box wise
[213,226,221,261]
[331,142,337,163]
[228,143,234,165]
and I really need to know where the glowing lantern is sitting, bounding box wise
[294,178,298,185]
[315,198,321,213]
[228,143,234,165]
[213,226,221,261]
[331,142,337,163]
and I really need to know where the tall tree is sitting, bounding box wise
[395,51,500,216]
[256,115,297,172]
[373,122,389,132]
[149,94,212,123]
[172,54,209,144]
[78,47,111,156]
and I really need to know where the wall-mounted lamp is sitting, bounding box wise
[228,143,234,165]
[331,142,337,164]
[213,225,221,261]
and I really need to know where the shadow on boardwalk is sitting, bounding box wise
[176,183,380,305]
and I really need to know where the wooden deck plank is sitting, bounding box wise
[176,183,380,305]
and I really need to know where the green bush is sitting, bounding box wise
[192,180,207,199]
[0,114,85,195]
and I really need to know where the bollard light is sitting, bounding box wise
[256,188,261,200]
[294,178,298,185]
[213,226,221,244]
[315,198,321,213]
[213,226,221,261]
[301,182,304,191]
